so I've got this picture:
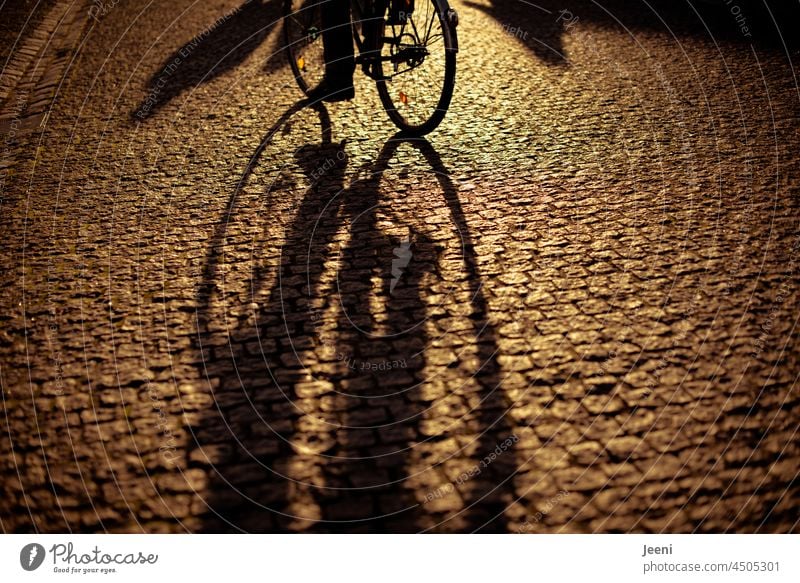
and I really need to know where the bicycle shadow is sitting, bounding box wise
[190,105,518,532]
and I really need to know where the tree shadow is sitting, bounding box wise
[189,108,518,531]
[132,0,282,120]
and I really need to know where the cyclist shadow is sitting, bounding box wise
[192,104,517,532]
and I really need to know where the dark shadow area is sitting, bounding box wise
[132,0,281,120]
[466,0,800,67]
[0,0,58,67]
[189,105,518,532]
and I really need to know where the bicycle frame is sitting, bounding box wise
[284,0,458,134]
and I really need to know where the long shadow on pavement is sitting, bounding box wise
[132,0,281,120]
[189,105,518,532]
[465,0,800,67]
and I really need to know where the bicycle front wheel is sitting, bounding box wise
[284,0,326,94]
[375,0,458,136]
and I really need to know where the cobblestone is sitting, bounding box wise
[1,0,799,533]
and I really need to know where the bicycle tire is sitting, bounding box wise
[374,0,457,136]
[284,0,325,94]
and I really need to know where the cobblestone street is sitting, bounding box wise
[1,0,799,533]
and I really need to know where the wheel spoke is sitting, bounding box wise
[377,0,453,132]
[423,10,436,44]
[285,0,326,92]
